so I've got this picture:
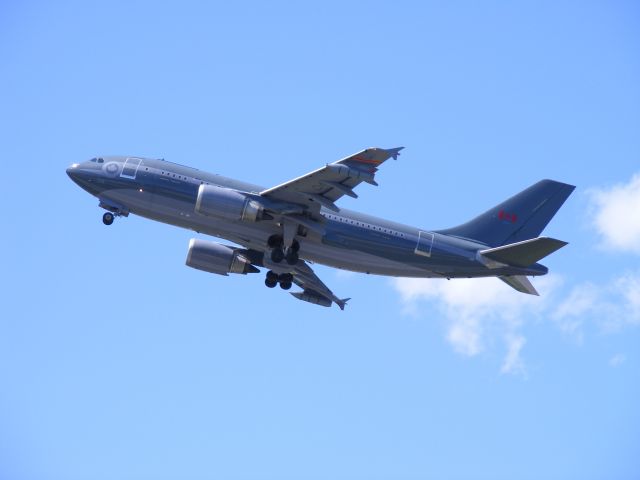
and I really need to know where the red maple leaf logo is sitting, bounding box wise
[498,210,518,223]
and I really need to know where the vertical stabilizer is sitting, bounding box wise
[438,180,575,247]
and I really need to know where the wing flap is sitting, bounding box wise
[260,147,403,209]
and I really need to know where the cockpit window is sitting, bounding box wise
[97,158,104,163]
[90,158,97,162]
[89,157,104,163]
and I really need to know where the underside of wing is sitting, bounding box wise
[291,260,350,310]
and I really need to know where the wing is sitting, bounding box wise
[291,260,350,310]
[260,147,403,212]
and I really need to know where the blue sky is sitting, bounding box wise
[1,1,639,479]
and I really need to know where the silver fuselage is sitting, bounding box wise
[67,156,546,279]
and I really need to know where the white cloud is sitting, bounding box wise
[609,353,626,367]
[393,270,640,374]
[615,273,640,323]
[551,282,600,343]
[553,272,640,335]
[501,334,527,375]
[392,275,561,374]
[589,173,640,254]
[390,173,640,374]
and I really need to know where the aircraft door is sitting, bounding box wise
[120,157,142,179]
[414,231,434,257]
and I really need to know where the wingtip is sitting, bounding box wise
[337,298,351,310]
[387,146,404,160]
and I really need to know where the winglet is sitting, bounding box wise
[336,297,351,311]
[387,146,404,160]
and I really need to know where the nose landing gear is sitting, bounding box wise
[102,212,115,225]
[98,200,128,226]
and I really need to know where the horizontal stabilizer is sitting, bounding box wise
[499,275,539,295]
[480,237,568,268]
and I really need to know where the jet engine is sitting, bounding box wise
[185,239,259,276]
[195,184,271,222]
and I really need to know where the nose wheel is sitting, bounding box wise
[102,212,115,225]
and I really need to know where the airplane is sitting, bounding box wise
[66,148,575,309]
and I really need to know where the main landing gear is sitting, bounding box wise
[264,233,298,291]
[265,271,293,290]
[267,235,299,265]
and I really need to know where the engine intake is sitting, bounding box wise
[185,239,259,276]
[195,184,271,222]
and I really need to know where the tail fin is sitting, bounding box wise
[438,180,575,247]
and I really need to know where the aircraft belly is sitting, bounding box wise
[100,188,155,214]
[100,189,508,279]
[298,242,435,277]
[103,188,279,249]
[321,223,494,278]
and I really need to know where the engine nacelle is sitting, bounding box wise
[185,239,258,276]
[195,184,269,222]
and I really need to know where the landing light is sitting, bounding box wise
[139,188,143,192]
[71,163,79,168]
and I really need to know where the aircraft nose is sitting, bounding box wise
[66,163,80,179]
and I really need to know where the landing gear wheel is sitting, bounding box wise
[291,240,300,253]
[267,235,283,249]
[265,270,278,288]
[279,281,292,290]
[102,212,114,225]
[285,249,299,265]
[279,273,293,284]
[266,271,278,281]
[270,248,285,263]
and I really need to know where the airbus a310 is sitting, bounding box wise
[67,148,574,309]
